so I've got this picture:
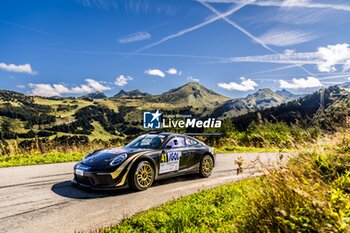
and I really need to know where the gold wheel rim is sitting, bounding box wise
[136,163,153,188]
[202,157,213,175]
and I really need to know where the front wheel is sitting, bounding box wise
[199,155,214,178]
[131,161,155,191]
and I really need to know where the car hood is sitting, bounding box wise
[81,147,149,171]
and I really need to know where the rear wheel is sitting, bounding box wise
[131,161,154,191]
[199,154,214,178]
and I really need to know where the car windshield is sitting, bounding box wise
[125,134,165,149]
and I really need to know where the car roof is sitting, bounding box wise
[143,132,204,146]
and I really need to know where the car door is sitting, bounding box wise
[158,136,191,175]
[184,136,202,168]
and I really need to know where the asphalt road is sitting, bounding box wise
[0,152,288,233]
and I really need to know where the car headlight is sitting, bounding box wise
[110,153,127,166]
[209,147,216,154]
[84,150,95,159]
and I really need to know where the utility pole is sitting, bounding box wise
[257,112,263,127]
[320,87,325,110]
[308,87,325,128]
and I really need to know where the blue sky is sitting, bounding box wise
[1,0,350,98]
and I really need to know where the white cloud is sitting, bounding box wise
[275,8,328,25]
[317,44,350,72]
[53,84,71,93]
[217,77,258,91]
[78,0,177,13]
[187,76,200,82]
[0,62,36,74]
[115,75,133,87]
[258,28,315,47]
[279,76,323,89]
[166,68,181,75]
[344,60,350,72]
[221,43,350,73]
[70,79,110,93]
[119,32,151,44]
[282,0,310,7]
[145,69,166,78]
[29,79,110,97]
[17,85,26,89]
[86,79,110,92]
[29,84,62,97]
[78,0,117,10]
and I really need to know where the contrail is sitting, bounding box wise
[318,74,350,81]
[119,0,255,61]
[249,64,300,75]
[244,72,350,78]
[250,73,350,80]
[199,1,319,78]
[199,0,350,12]
[252,0,350,12]
[0,20,56,37]
[39,48,226,60]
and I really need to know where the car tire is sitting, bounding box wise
[131,161,155,191]
[199,154,214,178]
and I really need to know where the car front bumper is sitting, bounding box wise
[71,171,129,190]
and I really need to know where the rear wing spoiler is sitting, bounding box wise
[146,131,222,136]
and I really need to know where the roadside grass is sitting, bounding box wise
[101,178,262,233]
[0,121,329,167]
[210,122,321,151]
[215,145,287,153]
[0,152,84,167]
[0,127,345,168]
[0,146,272,168]
[101,138,350,233]
[0,136,327,168]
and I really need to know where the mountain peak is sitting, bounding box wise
[114,89,150,98]
[213,88,289,118]
[276,89,294,97]
[256,88,274,93]
[184,82,201,86]
[80,91,107,99]
[247,88,275,99]
[159,82,229,107]
[117,89,127,95]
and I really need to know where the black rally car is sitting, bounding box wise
[72,132,216,191]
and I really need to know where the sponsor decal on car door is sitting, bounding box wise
[159,151,181,174]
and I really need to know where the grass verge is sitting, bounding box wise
[101,143,350,232]
[215,145,287,153]
[0,146,279,168]
[0,152,84,167]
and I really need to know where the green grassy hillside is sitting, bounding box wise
[0,83,349,157]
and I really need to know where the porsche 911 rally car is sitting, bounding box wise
[72,132,216,191]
